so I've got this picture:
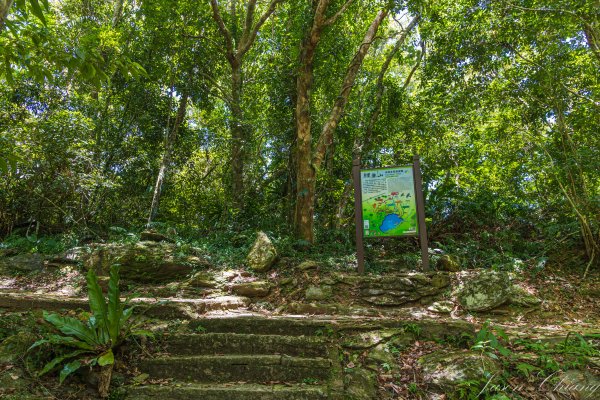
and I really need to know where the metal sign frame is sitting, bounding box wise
[352,155,429,273]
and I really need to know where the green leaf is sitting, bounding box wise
[59,360,82,384]
[29,334,94,351]
[38,350,87,377]
[497,344,511,357]
[74,48,86,60]
[7,154,18,171]
[86,269,109,344]
[107,264,121,343]
[516,362,539,377]
[98,349,114,366]
[130,329,154,338]
[28,0,47,26]
[4,58,14,85]
[43,311,98,346]
[119,307,133,330]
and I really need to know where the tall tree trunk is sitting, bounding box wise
[147,92,189,226]
[293,0,331,242]
[230,62,245,209]
[210,0,282,214]
[583,1,600,63]
[294,6,387,242]
[0,0,13,32]
[112,0,124,27]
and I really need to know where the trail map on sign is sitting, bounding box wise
[361,166,417,237]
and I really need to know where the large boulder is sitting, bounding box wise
[81,242,209,283]
[457,270,512,312]
[419,350,500,392]
[246,231,277,272]
[0,254,45,274]
[457,270,542,312]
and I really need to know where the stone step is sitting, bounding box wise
[0,292,250,319]
[127,382,330,400]
[188,317,330,336]
[163,333,329,357]
[140,354,332,384]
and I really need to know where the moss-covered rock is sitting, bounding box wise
[305,285,333,301]
[298,260,321,271]
[427,300,454,313]
[509,286,541,307]
[419,350,500,392]
[186,272,217,288]
[231,281,271,297]
[356,272,450,306]
[365,344,396,370]
[436,255,460,272]
[246,231,277,272]
[79,242,210,282]
[457,270,511,311]
[0,254,45,273]
[344,368,378,399]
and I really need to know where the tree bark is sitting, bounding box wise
[230,61,245,210]
[294,5,387,242]
[0,0,14,32]
[582,1,599,64]
[210,0,282,213]
[293,0,333,242]
[112,0,124,27]
[147,92,189,226]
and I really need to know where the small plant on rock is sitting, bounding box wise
[29,265,151,397]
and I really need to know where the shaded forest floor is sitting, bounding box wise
[0,232,599,400]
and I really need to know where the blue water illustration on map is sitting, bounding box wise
[380,213,403,232]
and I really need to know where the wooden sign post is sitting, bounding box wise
[352,155,429,274]
[352,158,366,274]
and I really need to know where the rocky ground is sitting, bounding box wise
[0,232,599,399]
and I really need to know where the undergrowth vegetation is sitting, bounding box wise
[454,322,600,399]
[27,266,151,397]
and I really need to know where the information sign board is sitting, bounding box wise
[360,166,417,238]
[352,156,429,273]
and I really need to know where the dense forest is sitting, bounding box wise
[1,2,600,399]
[1,0,598,273]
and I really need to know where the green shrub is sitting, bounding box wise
[29,265,151,397]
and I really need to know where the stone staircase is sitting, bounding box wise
[127,317,344,399]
